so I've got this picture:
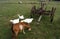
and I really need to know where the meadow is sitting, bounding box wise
[0,0,60,39]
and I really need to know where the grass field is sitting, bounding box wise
[0,0,60,39]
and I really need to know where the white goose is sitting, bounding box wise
[18,14,24,19]
[21,18,33,23]
[10,18,19,24]
[10,14,24,24]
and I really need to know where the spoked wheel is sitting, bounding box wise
[50,13,54,23]
[50,7,56,23]
[30,5,36,18]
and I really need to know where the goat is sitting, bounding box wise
[10,18,33,39]
[11,22,31,39]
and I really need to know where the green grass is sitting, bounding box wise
[0,1,60,39]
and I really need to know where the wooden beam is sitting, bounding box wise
[38,15,42,22]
